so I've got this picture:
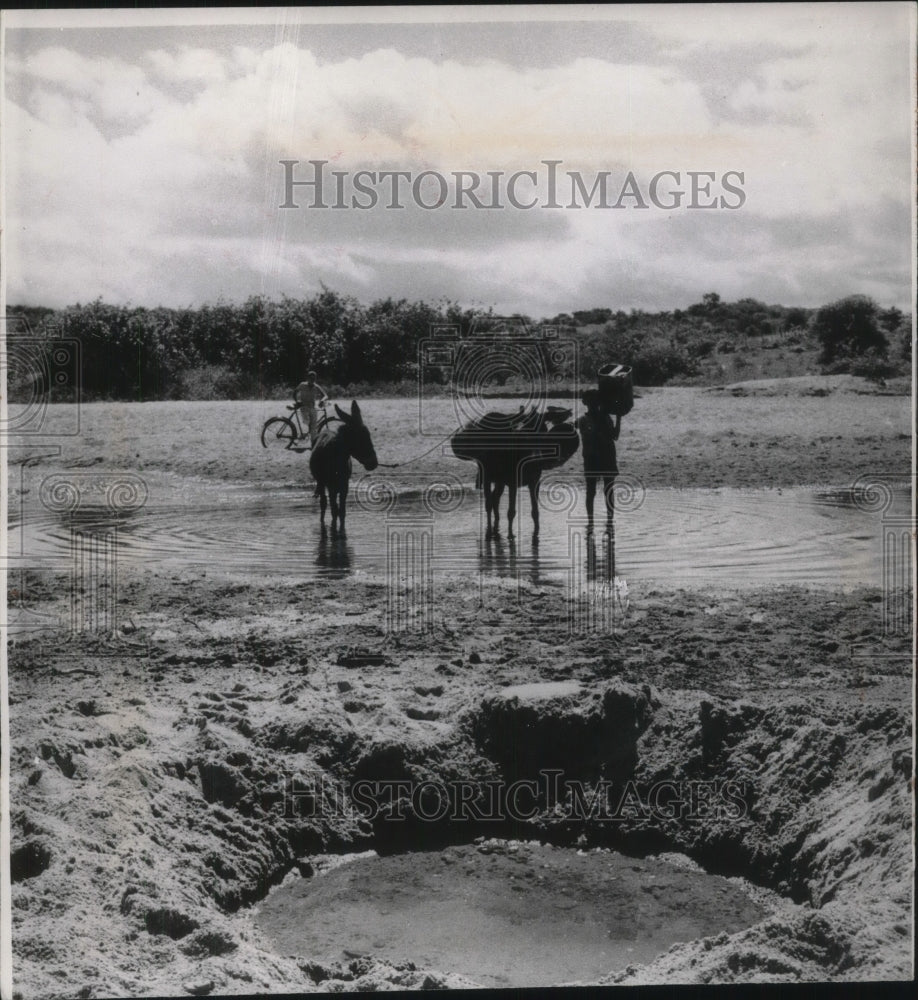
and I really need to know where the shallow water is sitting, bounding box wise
[8,473,906,591]
[255,843,768,988]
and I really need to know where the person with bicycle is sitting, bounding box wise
[294,371,328,444]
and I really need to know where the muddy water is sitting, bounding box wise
[9,473,903,590]
[255,843,768,988]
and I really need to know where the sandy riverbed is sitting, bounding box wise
[5,376,914,995]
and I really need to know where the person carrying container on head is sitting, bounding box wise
[576,388,621,530]
[294,371,328,444]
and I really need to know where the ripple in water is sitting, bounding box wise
[8,478,901,589]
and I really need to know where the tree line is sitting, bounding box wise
[7,289,912,402]
[570,292,910,386]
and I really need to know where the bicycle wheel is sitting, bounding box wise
[261,416,299,450]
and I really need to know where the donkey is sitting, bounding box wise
[451,406,579,537]
[309,400,378,533]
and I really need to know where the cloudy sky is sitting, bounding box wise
[2,5,914,316]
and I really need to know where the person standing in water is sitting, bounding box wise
[576,389,621,530]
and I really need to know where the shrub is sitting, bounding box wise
[848,350,902,383]
[783,307,809,331]
[902,325,913,362]
[630,340,698,385]
[812,295,888,364]
[687,338,716,359]
[175,364,265,400]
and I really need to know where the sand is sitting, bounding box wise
[5,375,913,995]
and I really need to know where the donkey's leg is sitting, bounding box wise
[329,488,341,534]
[483,478,495,538]
[318,484,328,524]
[528,478,540,535]
[506,482,517,538]
[491,482,505,536]
[338,479,349,535]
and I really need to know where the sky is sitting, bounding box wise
[2,4,915,317]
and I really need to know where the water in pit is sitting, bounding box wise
[254,842,768,988]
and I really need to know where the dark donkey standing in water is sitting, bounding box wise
[309,400,378,533]
[451,406,580,537]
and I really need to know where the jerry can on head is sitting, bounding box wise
[597,363,634,416]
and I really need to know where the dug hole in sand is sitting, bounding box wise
[7,572,913,994]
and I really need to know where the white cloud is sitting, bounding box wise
[22,46,166,121]
[2,9,913,313]
[146,47,228,85]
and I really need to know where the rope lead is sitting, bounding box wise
[375,430,457,470]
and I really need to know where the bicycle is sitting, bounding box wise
[261,399,331,451]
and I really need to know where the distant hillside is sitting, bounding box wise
[563,293,911,388]
[573,322,824,387]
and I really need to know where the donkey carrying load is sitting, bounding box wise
[451,405,579,537]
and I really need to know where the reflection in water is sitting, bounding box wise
[813,488,861,509]
[568,523,628,635]
[479,533,560,590]
[528,534,545,589]
[11,480,901,590]
[316,525,353,577]
[586,528,616,585]
[479,534,516,578]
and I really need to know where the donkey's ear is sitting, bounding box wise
[351,400,362,422]
[335,404,350,423]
